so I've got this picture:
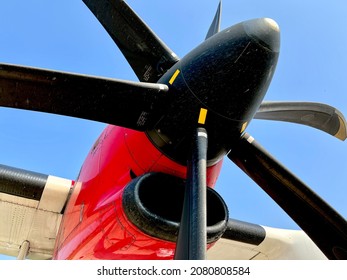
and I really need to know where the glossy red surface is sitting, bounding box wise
[53,125,223,260]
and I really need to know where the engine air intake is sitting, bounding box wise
[123,172,228,243]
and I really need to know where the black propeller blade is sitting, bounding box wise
[0,63,168,131]
[254,101,347,140]
[82,0,179,82]
[228,133,347,260]
[175,128,208,260]
[205,0,222,40]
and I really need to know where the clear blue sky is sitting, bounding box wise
[0,0,346,260]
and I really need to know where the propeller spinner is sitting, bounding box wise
[148,17,280,165]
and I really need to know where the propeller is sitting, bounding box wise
[205,0,222,40]
[82,0,179,83]
[175,128,208,260]
[0,0,346,260]
[254,101,347,140]
[228,133,347,259]
[0,63,168,131]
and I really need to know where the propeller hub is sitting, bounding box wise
[148,18,280,164]
[177,18,280,121]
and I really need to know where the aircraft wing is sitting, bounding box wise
[0,163,326,260]
[0,164,72,259]
[207,219,327,260]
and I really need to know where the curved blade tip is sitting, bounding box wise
[336,115,347,141]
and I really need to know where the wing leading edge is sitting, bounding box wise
[0,164,72,259]
[207,219,326,260]
[0,165,326,260]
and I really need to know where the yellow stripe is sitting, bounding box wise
[240,122,248,133]
[198,108,208,125]
[169,69,180,85]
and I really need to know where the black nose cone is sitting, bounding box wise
[243,18,280,52]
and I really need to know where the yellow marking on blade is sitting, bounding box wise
[241,122,248,133]
[335,115,347,140]
[169,69,180,85]
[198,108,208,125]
